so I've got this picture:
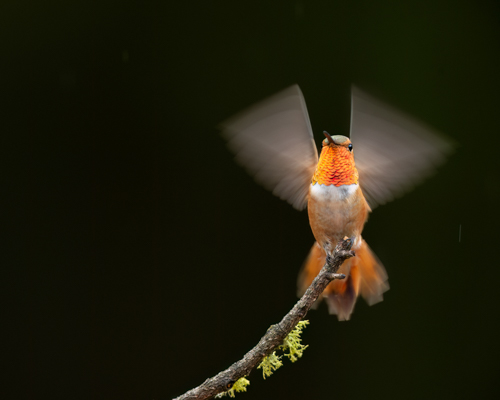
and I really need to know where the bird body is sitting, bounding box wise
[302,134,381,320]
[221,85,451,320]
[308,134,367,251]
[309,181,366,249]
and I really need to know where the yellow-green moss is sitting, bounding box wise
[280,320,309,362]
[215,377,250,398]
[257,351,283,379]
[256,320,310,380]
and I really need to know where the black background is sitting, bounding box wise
[3,1,500,399]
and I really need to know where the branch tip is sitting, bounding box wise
[336,236,355,251]
[326,272,346,280]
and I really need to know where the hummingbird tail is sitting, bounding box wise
[356,240,390,307]
[297,240,389,321]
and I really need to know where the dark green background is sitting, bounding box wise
[3,1,500,399]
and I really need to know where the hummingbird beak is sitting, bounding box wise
[323,131,334,145]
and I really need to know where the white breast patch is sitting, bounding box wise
[309,183,358,203]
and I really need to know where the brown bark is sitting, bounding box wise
[173,238,355,400]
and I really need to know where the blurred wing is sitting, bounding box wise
[350,86,454,210]
[220,85,319,210]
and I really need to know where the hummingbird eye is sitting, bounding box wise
[348,144,353,152]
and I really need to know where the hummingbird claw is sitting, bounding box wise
[334,236,355,253]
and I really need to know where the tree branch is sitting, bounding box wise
[173,238,355,400]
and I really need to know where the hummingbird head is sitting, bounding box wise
[311,131,358,186]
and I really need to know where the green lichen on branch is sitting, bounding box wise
[257,351,283,379]
[280,320,309,362]
[174,238,354,400]
[257,320,310,379]
[215,377,250,398]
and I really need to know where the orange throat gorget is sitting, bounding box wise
[311,146,359,187]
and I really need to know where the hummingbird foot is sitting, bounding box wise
[325,236,355,270]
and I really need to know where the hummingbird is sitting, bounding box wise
[220,85,452,320]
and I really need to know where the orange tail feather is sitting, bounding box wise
[297,240,389,321]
